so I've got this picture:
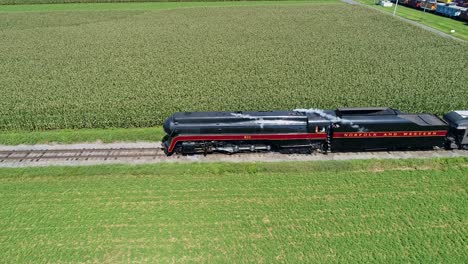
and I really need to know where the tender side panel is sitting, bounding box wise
[331,112,448,151]
[332,130,448,151]
[333,130,447,138]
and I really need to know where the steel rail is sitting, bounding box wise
[0,147,161,154]
[0,148,164,162]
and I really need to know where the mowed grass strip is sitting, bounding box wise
[0,127,165,145]
[0,3,466,131]
[0,158,467,262]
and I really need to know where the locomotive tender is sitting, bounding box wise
[162,107,468,156]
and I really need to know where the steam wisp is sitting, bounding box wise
[294,108,366,131]
[231,113,302,129]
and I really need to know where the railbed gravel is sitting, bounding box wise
[0,142,467,168]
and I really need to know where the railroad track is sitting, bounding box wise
[0,148,164,162]
[0,145,466,167]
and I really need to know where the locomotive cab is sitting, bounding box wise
[443,111,468,150]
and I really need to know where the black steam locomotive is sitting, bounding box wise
[162,107,468,156]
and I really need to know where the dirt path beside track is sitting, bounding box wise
[0,142,467,168]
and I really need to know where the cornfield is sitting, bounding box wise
[0,3,466,131]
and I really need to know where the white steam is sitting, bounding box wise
[231,113,302,129]
[232,110,367,132]
[294,108,366,131]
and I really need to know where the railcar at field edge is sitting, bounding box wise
[390,0,468,22]
[161,107,468,156]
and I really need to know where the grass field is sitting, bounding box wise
[0,127,165,145]
[358,0,468,41]
[0,1,466,132]
[0,158,467,262]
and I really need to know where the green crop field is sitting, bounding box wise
[0,158,467,262]
[0,1,466,132]
[0,0,300,5]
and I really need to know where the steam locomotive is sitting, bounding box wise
[162,107,468,156]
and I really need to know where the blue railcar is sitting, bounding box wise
[436,3,467,17]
